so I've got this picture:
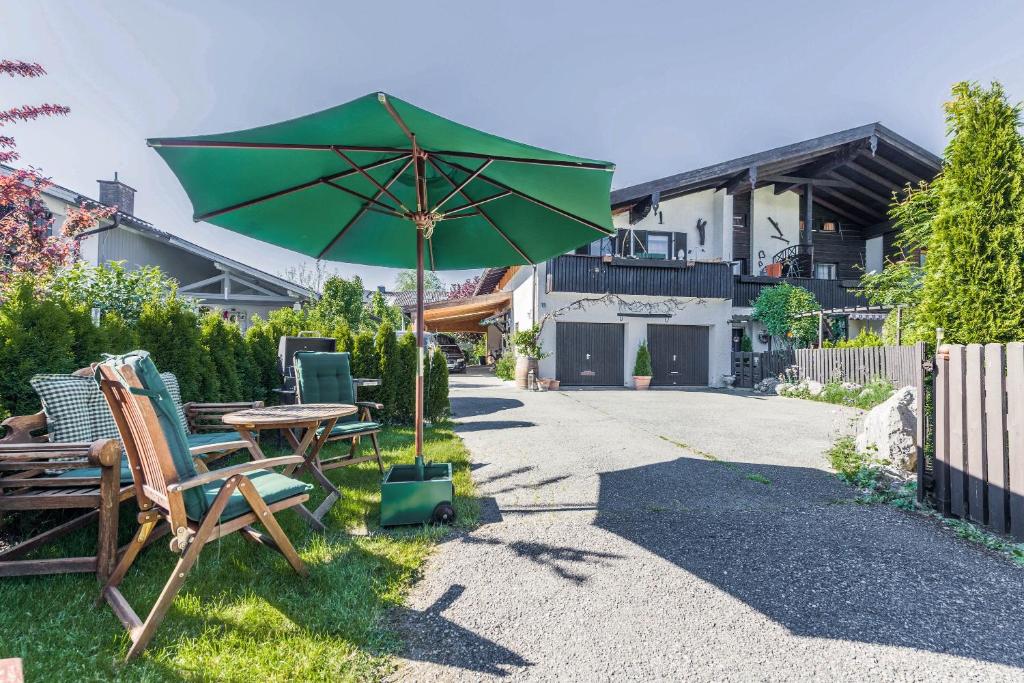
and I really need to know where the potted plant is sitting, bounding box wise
[510,323,548,390]
[632,341,653,390]
[473,337,488,365]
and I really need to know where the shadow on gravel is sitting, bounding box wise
[399,584,532,677]
[454,420,536,433]
[451,397,524,418]
[596,456,1024,669]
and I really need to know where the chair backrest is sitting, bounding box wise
[293,352,357,423]
[96,352,206,526]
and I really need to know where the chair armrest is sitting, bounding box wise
[0,411,47,443]
[355,401,384,411]
[87,438,123,467]
[166,455,303,492]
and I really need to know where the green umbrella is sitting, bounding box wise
[149,92,614,473]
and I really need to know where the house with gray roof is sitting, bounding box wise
[2,165,313,328]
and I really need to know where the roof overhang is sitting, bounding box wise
[610,123,942,227]
[421,292,511,333]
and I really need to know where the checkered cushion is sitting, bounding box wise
[159,372,192,436]
[30,374,120,443]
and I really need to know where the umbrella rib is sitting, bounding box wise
[441,190,512,218]
[332,147,411,213]
[430,149,613,171]
[316,157,414,260]
[321,179,407,217]
[148,139,409,154]
[377,94,416,144]
[426,156,532,264]
[435,157,614,237]
[430,159,492,213]
[194,154,409,222]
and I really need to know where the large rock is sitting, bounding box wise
[755,377,779,394]
[856,386,918,471]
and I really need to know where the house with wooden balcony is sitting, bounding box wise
[459,123,941,388]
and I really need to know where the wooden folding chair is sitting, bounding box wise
[94,352,312,661]
[292,351,384,473]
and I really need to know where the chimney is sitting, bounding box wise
[377,285,386,293]
[97,172,136,215]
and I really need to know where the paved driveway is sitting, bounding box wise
[395,374,1024,681]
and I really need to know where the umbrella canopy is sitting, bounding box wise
[149,92,615,269]
[149,92,614,468]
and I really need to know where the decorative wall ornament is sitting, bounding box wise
[539,292,708,331]
[767,217,790,243]
[695,218,707,246]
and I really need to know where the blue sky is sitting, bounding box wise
[4,1,1024,289]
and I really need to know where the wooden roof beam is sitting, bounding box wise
[814,185,884,217]
[811,194,874,224]
[773,141,868,195]
[865,154,923,184]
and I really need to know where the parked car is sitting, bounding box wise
[396,331,467,373]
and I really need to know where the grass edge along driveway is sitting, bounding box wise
[0,424,478,682]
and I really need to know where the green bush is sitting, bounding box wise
[752,283,820,348]
[510,323,547,359]
[786,378,894,410]
[98,311,140,356]
[633,341,652,376]
[244,315,280,404]
[136,296,206,402]
[394,332,417,423]
[495,353,515,381]
[374,321,399,421]
[0,279,79,416]
[822,331,884,349]
[739,334,753,352]
[200,313,249,402]
[351,330,379,402]
[425,346,450,422]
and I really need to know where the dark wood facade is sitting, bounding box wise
[733,275,865,309]
[547,254,733,299]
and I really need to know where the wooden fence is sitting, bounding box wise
[731,350,795,388]
[795,343,926,388]
[931,343,1024,539]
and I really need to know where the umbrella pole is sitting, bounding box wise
[414,222,426,481]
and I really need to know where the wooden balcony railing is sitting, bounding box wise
[733,275,866,309]
[546,254,733,299]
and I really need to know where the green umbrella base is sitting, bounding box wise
[380,461,454,527]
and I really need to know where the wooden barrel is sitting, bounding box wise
[514,355,539,389]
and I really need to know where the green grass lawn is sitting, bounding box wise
[0,424,477,681]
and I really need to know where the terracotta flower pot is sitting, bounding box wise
[633,376,652,390]
[544,378,560,391]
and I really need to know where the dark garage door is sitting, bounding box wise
[648,324,709,386]
[556,322,624,386]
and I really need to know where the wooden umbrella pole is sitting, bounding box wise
[413,142,427,480]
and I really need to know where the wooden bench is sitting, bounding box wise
[0,418,129,582]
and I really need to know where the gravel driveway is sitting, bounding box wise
[395,373,1024,681]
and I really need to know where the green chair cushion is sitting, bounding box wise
[158,372,192,436]
[321,421,381,438]
[193,469,312,522]
[293,352,357,424]
[101,352,206,518]
[187,431,246,450]
[56,459,135,484]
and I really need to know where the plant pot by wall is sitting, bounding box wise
[545,378,560,391]
[633,375,652,390]
[515,355,539,389]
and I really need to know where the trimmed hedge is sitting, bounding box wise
[0,277,448,424]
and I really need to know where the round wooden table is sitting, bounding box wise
[222,403,357,532]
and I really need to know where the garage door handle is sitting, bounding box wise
[672,354,677,361]
[585,353,591,360]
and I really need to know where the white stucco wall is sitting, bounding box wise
[749,186,800,275]
[535,290,733,387]
[509,266,537,333]
[612,189,729,262]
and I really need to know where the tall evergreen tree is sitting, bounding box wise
[374,321,399,422]
[920,82,1024,343]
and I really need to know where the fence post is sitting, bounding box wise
[915,341,926,503]
[934,345,950,514]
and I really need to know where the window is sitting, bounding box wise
[732,259,747,275]
[733,214,746,229]
[646,233,670,259]
[821,221,837,233]
[588,236,614,257]
[815,262,837,280]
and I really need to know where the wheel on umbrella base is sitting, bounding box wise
[432,502,456,524]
